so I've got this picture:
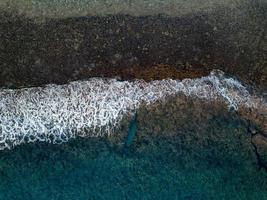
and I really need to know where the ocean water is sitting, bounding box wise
[0,113,267,200]
[0,71,267,199]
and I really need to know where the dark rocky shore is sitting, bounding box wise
[0,0,266,89]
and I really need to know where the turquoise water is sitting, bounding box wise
[0,112,267,200]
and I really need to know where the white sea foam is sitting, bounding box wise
[0,70,265,150]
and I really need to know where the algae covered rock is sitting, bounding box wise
[252,134,267,170]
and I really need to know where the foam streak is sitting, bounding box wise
[0,70,264,150]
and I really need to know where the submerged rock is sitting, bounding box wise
[252,134,267,170]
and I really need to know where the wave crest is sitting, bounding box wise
[0,70,263,150]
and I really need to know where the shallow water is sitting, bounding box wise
[0,103,267,200]
[0,137,266,200]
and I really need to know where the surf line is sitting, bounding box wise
[0,70,265,150]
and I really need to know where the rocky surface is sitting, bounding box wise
[0,0,266,89]
[107,94,267,171]
[252,134,267,171]
[237,103,267,168]
[0,0,252,18]
[89,64,210,81]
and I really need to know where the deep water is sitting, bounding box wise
[0,116,267,200]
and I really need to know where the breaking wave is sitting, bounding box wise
[0,70,265,150]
